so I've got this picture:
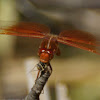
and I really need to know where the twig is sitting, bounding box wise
[25,63,52,100]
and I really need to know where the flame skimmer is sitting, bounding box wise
[0,21,100,64]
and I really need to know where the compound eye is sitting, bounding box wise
[47,50,50,54]
[39,48,46,53]
[47,50,52,54]
[42,49,45,52]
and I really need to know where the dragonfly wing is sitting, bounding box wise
[58,30,100,46]
[0,21,50,38]
[58,30,100,55]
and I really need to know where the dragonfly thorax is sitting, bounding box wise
[38,35,60,63]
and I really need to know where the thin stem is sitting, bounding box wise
[25,63,52,100]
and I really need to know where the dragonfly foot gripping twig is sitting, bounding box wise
[25,63,52,100]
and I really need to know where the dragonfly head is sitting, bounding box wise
[39,49,54,63]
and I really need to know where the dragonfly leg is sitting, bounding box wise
[35,61,49,84]
[37,61,48,71]
[35,70,40,84]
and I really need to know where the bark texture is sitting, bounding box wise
[25,63,52,100]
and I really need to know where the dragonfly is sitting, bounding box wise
[0,21,100,78]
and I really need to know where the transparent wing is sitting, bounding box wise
[58,30,100,55]
[0,21,50,38]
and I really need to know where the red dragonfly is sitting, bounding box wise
[0,21,100,64]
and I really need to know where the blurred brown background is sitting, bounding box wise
[0,0,100,100]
